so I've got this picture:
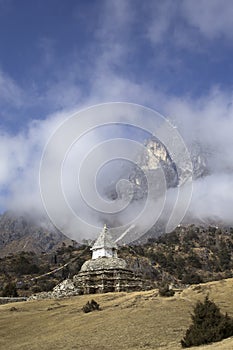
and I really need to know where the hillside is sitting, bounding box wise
[0,278,232,350]
[132,225,233,284]
[0,224,232,297]
[0,212,72,257]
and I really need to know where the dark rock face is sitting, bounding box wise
[0,211,72,257]
[115,138,179,202]
[106,137,208,208]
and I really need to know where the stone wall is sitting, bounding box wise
[74,267,143,294]
[0,297,27,304]
[27,257,155,300]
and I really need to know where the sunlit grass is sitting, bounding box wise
[0,278,232,350]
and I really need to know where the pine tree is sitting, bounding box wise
[181,296,233,347]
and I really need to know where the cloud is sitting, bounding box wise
[164,88,233,225]
[37,37,56,67]
[0,0,233,241]
[188,173,233,225]
[0,69,25,108]
[182,0,233,40]
[1,84,233,238]
[145,0,233,51]
[0,110,73,214]
[146,0,177,44]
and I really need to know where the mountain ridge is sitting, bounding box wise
[0,211,72,257]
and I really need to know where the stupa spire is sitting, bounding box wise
[91,224,118,259]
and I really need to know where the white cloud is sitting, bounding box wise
[1,0,233,239]
[0,69,25,107]
[164,88,233,224]
[188,174,233,225]
[145,0,233,50]
[146,1,176,44]
[1,82,233,235]
[182,0,233,40]
[0,110,74,213]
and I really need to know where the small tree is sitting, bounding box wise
[181,295,233,347]
[158,282,175,297]
[1,282,18,297]
[82,299,100,313]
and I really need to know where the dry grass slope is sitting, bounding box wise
[0,278,232,350]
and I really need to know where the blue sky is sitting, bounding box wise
[0,0,233,133]
[1,0,233,232]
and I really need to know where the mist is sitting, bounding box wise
[0,88,233,242]
[165,89,233,226]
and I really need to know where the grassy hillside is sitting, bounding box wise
[0,278,232,350]
[1,225,233,297]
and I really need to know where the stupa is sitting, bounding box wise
[74,225,142,294]
[91,224,118,259]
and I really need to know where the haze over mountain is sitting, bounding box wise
[0,1,233,244]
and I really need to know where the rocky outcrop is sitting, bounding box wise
[108,137,208,204]
[28,279,79,300]
[116,138,178,202]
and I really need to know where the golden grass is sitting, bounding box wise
[0,278,233,350]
